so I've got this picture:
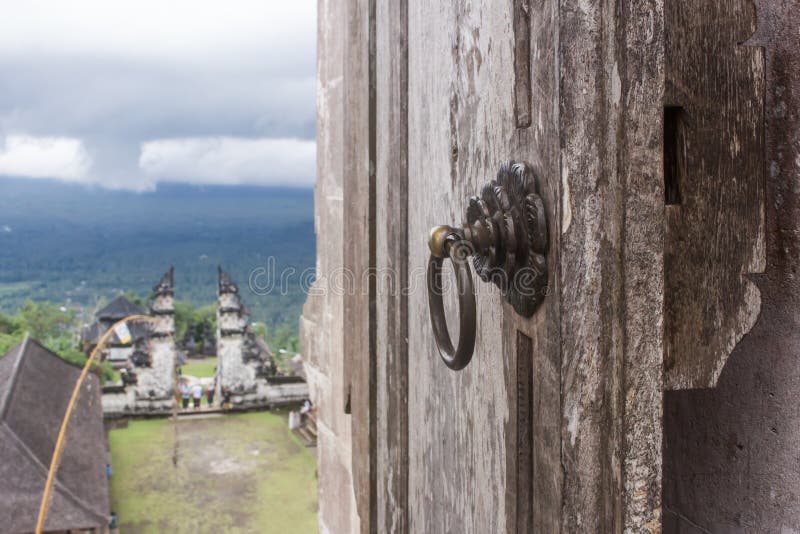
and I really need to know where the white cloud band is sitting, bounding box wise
[0,135,92,181]
[139,137,315,188]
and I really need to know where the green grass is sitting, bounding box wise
[180,357,217,378]
[108,412,317,533]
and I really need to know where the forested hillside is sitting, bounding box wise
[0,178,315,339]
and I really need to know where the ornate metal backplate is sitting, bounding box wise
[465,161,548,316]
[427,161,549,369]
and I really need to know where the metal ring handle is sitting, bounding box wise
[427,244,477,371]
[425,162,549,371]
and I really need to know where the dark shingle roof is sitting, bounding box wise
[0,337,109,533]
[80,320,151,345]
[79,322,106,345]
[96,296,146,322]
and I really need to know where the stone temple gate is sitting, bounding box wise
[96,267,307,417]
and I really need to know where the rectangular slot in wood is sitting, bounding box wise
[516,331,534,532]
[663,105,684,205]
[513,0,532,128]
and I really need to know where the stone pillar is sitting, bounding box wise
[217,267,257,397]
[134,267,175,403]
[151,267,175,337]
[300,1,359,530]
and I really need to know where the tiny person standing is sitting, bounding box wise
[191,382,203,409]
[206,383,215,406]
[180,381,190,410]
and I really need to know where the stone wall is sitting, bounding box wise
[217,332,257,395]
[299,0,359,531]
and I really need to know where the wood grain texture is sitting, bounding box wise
[407,2,514,531]
[664,2,800,529]
[342,0,376,531]
[375,0,409,531]
[559,1,665,531]
[619,2,666,530]
[663,0,766,390]
[559,1,625,529]
[504,0,563,531]
[323,2,684,532]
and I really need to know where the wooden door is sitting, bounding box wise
[325,0,768,531]
[402,3,561,533]
[371,2,563,532]
[363,1,665,532]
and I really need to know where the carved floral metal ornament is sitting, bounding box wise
[427,161,549,370]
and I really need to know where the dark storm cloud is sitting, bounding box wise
[0,1,316,190]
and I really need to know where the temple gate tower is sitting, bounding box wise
[135,267,175,407]
[216,266,280,406]
[217,267,257,400]
[96,267,177,415]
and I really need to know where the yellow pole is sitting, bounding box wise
[35,314,155,534]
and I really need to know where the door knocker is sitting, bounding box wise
[427,161,549,370]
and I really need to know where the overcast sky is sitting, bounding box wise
[0,1,316,191]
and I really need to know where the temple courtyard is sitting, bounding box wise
[108,411,317,533]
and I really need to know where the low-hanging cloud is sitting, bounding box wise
[139,137,315,188]
[0,135,92,181]
[0,2,316,191]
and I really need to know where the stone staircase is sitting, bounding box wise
[291,410,317,447]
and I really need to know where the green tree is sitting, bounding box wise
[174,301,195,341]
[0,332,23,356]
[0,301,115,381]
[266,325,299,353]
[17,300,75,340]
[250,321,267,340]
[0,312,18,335]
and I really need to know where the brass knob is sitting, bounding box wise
[426,161,549,370]
[428,225,458,258]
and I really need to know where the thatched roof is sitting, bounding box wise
[0,337,109,533]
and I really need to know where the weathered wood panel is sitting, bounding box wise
[407,3,515,531]
[512,0,532,129]
[375,0,409,531]
[663,1,799,530]
[619,3,666,530]
[342,0,376,531]
[315,1,777,532]
[559,1,624,529]
[504,0,563,531]
[663,0,765,390]
[559,0,665,531]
